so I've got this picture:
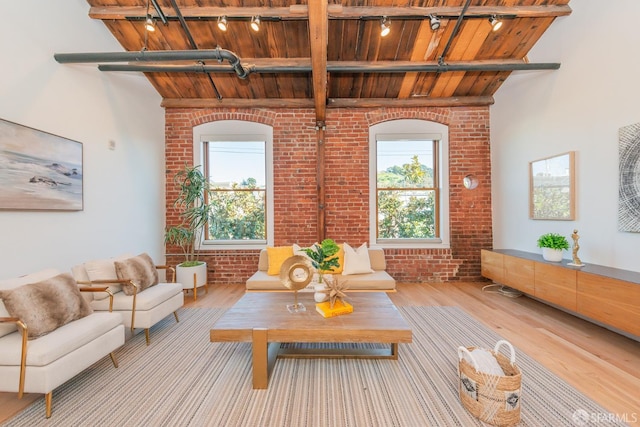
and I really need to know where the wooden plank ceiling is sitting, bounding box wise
[64,0,572,123]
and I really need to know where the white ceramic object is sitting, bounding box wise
[176,262,207,290]
[542,248,563,262]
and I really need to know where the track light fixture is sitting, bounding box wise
[250,16,261,32]
[489,15,503,31]
[217,16,228,32]
[380,16,391,37]
[144,15,156,32]
[429,15,441,31]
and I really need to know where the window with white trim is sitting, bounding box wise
[193,121,274,249]
[369,120,450,248]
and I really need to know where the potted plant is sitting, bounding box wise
[303,239,340,284]
[537,232,569,262]
[165,164,212,291]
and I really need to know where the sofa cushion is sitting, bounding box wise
[90,282,183,312]
[114,253,159,295]
[0,272,93,339]
[83,254,133,300]
[336,270,396,290]
[0,312,122,366]
[266,246,294,275]
[0,269,60,339]
[342,243,374,275]
[368,248,387,271]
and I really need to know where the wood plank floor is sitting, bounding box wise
[2,282,639,425]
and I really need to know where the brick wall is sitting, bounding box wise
[165,106,492,284]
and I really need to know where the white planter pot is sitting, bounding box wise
[542,248,563,262]
[176,262,207,290]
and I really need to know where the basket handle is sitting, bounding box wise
[457,346,480,371]
[494,340,516,364]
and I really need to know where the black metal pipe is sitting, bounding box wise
[55,48,251,79]
[438,0,472,64]
[97,62,559,74]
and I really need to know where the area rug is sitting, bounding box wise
[2,306,626,426]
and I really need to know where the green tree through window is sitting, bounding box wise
[377,142,438,239]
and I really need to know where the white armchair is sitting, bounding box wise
[72,253,184,345]
[0,269,125,418]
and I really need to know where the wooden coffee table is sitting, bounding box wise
[210,292,412,389]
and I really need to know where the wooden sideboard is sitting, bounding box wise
[481,249,640,339]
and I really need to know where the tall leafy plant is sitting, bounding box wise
[165,165,212,267]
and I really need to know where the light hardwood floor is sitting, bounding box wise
[2,282,639,425]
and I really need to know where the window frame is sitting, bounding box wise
[369,120,450,249]
[193,121,274,250]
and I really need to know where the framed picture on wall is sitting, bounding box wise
[0,118,83,211]
[529,151,575,220]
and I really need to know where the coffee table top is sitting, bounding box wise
[210,292,412,344]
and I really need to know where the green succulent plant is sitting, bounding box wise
[536,233,569,250]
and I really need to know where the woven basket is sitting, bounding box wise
[457,340,522,427]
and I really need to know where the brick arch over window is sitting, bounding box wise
[365,108,453,127]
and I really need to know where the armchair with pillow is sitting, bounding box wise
[246,243,396,291]
[0,269,125,418]
[72,253,184,345]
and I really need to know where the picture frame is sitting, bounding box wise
[0,118,83,211]
[529,151,575,220]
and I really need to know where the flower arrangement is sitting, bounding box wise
[302,239,340,280]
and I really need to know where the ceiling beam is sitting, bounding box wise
[307,0,328,124]
[89,5,571,20]
[161,96,494,109]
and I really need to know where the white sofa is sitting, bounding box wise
[0,268,125,418]
[246,247,396,291]
[72,254,184,345]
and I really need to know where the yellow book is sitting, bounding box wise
[315,300,353,318]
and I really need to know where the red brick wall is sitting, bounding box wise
[165,107,492,284]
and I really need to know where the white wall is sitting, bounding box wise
[0,1,165,278]
[491,1,640,272]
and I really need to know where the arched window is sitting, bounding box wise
[369,119,450,248]
[193,120,274,249]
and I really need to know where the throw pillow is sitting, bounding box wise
[342,242,374,275]
[267,246,294,276]
[0,272,93,340]
[323,244,344,275]
[114,253,159,295]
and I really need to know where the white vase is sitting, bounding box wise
[176,262,207,290]
[314,283,329,303]
[542,248,563,262]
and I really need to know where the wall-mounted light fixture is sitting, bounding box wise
[463,174,479,190]
[429,15,441,31]
[489,15,503,31]
[380,17,391,37]
[218,16,228,31]
[250,16,261,32]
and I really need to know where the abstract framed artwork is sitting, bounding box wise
[0,118,83,211]
[618,122,640,232]
[529,151,575,220]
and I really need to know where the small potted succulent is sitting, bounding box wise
[537,232,569,262]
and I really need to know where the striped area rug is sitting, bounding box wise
[2,306,626,426]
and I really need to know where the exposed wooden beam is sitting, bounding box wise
[307,0,328,123]
[161,98,315,108]
[89,5,571,20]
[161,96,494,109]
[329,96,494,108]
